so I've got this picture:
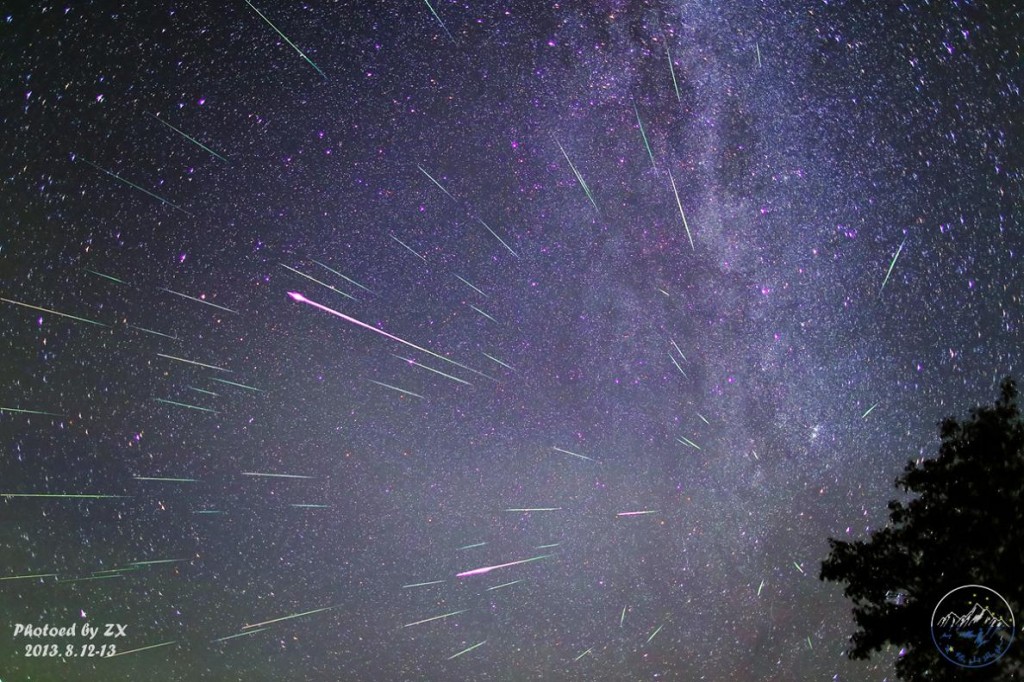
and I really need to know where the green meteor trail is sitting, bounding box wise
[130,559,183,566]
[108,640,177,658]
[403,609,467,628]
[210,377,264,393]
[368,379,424,399]
[447,640,486,660]
[242,472,314,479]
[422,0,456,43]
[280,263,356,300]
[393,354,471,385]
[879,238,906,294]
[153,397,219,414]
[243,605,337,630]
[157,353,231,372]
[402,580,445,589]
[634,104,656,171]
[793,561,805,574]
[153,114,229,163]
[646,624,664,644]
[212,628,266,643]
[476,218,519,258]
[56,574,123,583]
[80,158,191,216]
[484,579,523,592]
[457,542,487,551]
[244,0,327,79]
[0,406,65,417]
[666,44,681,101]
[133,476,198,483]
[2,297,108,327]
[290,503,330,508]
[86,269,127,285]
[553,136,598,212]
[668,169,694,251]
[535,543,561,549]
[188,386,219,397]
[390,234,427,262]
[0,572,57,581]
[160,288,238,314]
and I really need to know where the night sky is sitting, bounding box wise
[1,1,1021,680]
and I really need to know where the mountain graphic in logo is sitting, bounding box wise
[931,585,1015,668]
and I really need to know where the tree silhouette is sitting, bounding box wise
[821,378,1023,680]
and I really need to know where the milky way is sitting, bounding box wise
[1,2,1021,680]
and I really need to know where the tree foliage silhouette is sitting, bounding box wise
[821,378,1023,680]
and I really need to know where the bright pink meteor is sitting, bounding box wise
[287,291,487,379]
[456,554,552,578]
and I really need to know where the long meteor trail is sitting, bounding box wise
[393,354,471,385]
[477,218,519,258]
[403,609,467,628]
[242,605,337,630]
[879,239,906,294]
[390,234,427,262]
[311,260,374,294]
[456,554,552,578]
[422,0,456,43]
[153,115,228,163]
[668,169,694,250]
[402,580,445,589]
[0,406,65,417]
[80,158,191,216]
[447,640,486,660]
[862,402,880,419]
[417,164,456,200]
[242,472,314,479]
[552,446,594,462]
[281,263,355,300]
[634,104,656,171]
[553,136,598,212]
[244,0,327,79]
[367,379,424,399]
[616,510,657,517]
[287,291,489,381]
[153,397,219,414]
[2,297,108,327]
[157,353,231,372]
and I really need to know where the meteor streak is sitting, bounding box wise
[243,605,337,630]
[0,573,57,581]
[756,42,762,68]
[129,324,177,340]
[697,412,710,425]
[616,510,657,516]
[879,239,906,294]
[160,288,238,314]
[469,304,497,323]
[666,44,681,101]
[447,640,486,660]
[862,402,879,419]
[668,169,694,250]
[390,234,427,262]
[188,386,219,397]
[574,647,593,661]
[86,269,127,284]
[457,542,487,551]
[676,435,701,450]
[620,606,627,627]
[2,297,108,327]
[290,504,330,508]
[634,104,656,171]
[0,406,65,417]
[535,543,561,549]
[244,0,327,79]
[422,0,456,43]
[212,628,266,643]
[669,354,688,378]
[481,352,513,370]
[80,158,191,216]
[130,559,183,566]
[670,339,686,361]
[553,136,598,212]
[133,476,198,483]
[552,446,594,462]
[153,115,228,162]
[393,354,471,385]
[1,493,127,499]
[417,164,456,200]
[153,397,219,414]
[242,472,314,479]
[280,264,356,300]
[287,291,489,380]
[210,377,264,392]
[793,561,805,574]
[456,554,552,578]
[646,624,664,644]
[402,580,445,589]
[157,353,231,372]
[311,260,374,294]
[454,274,488,297]
[485,579,523,592]
[503,508,562,512]
[108,640,178,657]
[368,379,424,399]
[757,579,765,596]
[477,218,519,258]
[402,609,467,628]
